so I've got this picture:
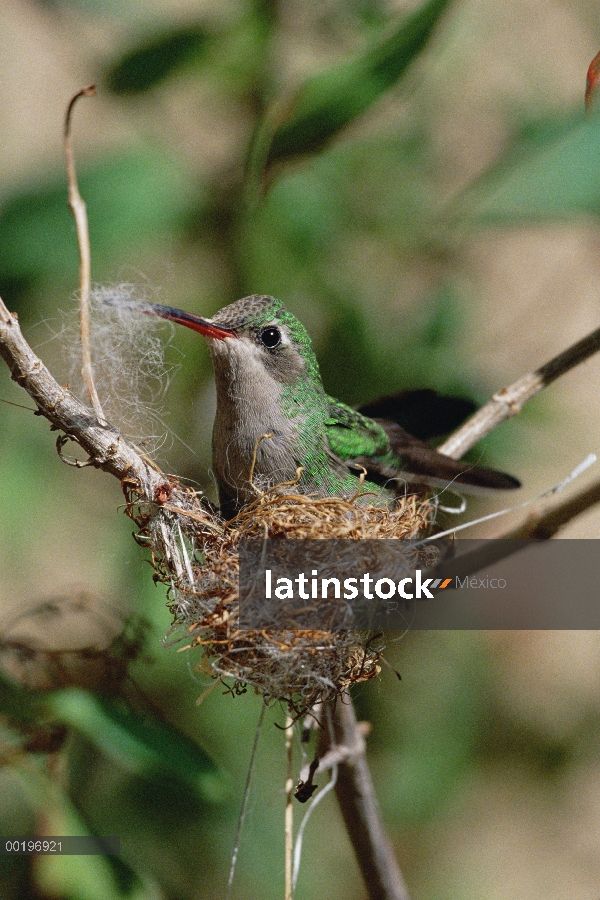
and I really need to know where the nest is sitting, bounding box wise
[126,475,432,717]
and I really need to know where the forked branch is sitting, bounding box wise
[320,695,410,900]
[505,476,600,539]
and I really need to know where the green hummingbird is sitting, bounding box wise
[142,294,519,518]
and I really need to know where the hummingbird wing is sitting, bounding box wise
[368,420,520,490]
[324,401,390,459]
[324,399,520,491]
[358,389,477,441]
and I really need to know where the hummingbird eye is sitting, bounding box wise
[259,326,282,349]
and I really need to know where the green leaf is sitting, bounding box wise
[263,0,452,166]
[0,150,195,290]
[45,690,225,802]
[104,26,210,95]
[34,801,134,900]
[457,111,600,223]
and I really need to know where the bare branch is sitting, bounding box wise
[504,477,600,539]
[285,712,294,900]
[438,325,600,460]
[0,295,163,497]
[298,720,371,783]
[414,477,600,603]
[320,694,411,900]
[64,85,105,422]
[225,705,265,900]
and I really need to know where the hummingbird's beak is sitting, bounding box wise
[143,302,236,341]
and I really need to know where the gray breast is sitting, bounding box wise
[210,339,303,515]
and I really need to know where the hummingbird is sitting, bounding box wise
[141,294,519,518]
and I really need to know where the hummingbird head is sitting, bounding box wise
[144,294,322,389]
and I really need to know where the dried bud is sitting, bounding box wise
[586,50,600,112]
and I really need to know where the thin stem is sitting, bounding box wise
[418,454,597,544]
[293,737,338,892]
[225,704,266,900]
[438,325,600,460]
[64,85,105,422]
[504,476,600,539]
[285,713,294,900]
[320,694,411,900]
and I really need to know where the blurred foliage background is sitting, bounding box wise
[2,1,600,898]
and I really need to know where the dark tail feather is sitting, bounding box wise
[392,443,520,490]
[376,421,520,491]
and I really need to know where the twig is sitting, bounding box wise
[320,694,411,900]
[292,707,339,892]
[419,453,597,544]
[285,713,294,900]
[64,85,105,422]
[504,476,600,539]
[225,704,265,900]
[408,474,600,622]
[438,325,600,460]
[298,720,371,782]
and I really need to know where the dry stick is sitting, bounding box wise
[427,476,600,592]
[298,720,371,782]
[505,476,600,539]
[320,694,410,900]
[64,85,105,422]
[436,325,600,547]
[438,325,600,460]
[285,714,294,900]
[225,704,266,900]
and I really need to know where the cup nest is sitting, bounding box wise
[125,475,431,717]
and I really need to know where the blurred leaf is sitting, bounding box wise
[240,130,433,306]
[45,690,225,801]
[0,420,65,573]
[263,0,452,167]
[419,284,462,349]
[318,300,380,404]
[0,150,196,293]
[104,26,210,95]
[35,801,132,900]
[374,286,472,395]
[457,111,600,223]
[348,0,390,27]
[316,131,435,247]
